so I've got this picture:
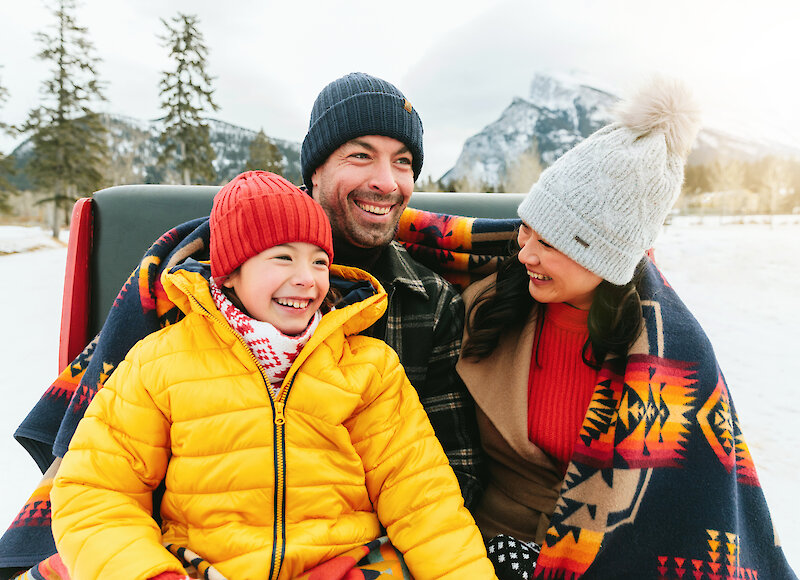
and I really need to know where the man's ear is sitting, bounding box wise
[309,176,317,197]
[309,168,322,199]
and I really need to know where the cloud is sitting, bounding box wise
[2,0,799,178]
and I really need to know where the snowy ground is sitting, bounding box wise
[0,219,798,572]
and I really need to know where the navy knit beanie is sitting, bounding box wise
[301,72,424,191]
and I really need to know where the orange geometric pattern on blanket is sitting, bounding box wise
[42,336,96,403]
[614,355,696,469]
[436,270,472,292]
[697,373,760,486]
[14,553,70,580]
[573,354,696,469]
[399,241,472,273]
[572,368,623,467]
[138,255,161,312]
[397,208,475,251]
[9,480,52,530]
[295,537,408,580]
[346,540,407,578]
[153,277,176,321]
[733,433,759,487]
[656,529,760,579]
[43,371,82,403]
[537,526,603,579]
[138,255,176,321]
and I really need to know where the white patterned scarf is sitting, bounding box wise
[210,279,321,396]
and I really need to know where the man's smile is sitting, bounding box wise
[353,200,392,215]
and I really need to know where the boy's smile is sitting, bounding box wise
[223,242,330,335]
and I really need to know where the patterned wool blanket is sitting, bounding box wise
[1,206,795,578]
[531,260,797,579]
[0,207,517,579]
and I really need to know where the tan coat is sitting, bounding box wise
[456,274,564,544]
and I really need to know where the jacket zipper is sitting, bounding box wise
[183,288,296,580]
[269,373,295,580]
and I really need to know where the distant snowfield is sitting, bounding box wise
[0,219,798,572]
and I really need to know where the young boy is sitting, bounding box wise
[51,171,496,580]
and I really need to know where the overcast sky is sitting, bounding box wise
[2,0,799,181]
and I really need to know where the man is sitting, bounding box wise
[300,72,483,507]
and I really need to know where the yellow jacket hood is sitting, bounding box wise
[162,261,388,366]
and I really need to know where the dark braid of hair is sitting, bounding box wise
[463,253,647,370]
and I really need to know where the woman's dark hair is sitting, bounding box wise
[321,286,344,311]
[461,251,535,361]
[583,258,646,369]
[462,251,647,370]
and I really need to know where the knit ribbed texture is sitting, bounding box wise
[301,72,424,189]
[210,171,333,280]
[517,78,701,285]
[517,124,683,285]
[527,303,598,474]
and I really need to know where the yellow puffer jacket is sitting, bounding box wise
[51,264,496,580]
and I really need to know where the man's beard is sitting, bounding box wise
[333,190,404,249]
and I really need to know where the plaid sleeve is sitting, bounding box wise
[418,283,486,511]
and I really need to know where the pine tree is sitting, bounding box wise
[245,129,285,175]
[0,70,17,213]
[413,175,440,192]
[158,13,219,185]
[25,0,108,237]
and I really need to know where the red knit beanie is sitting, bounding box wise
[210,171,333,280]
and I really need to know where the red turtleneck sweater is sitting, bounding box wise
[527,302,598,474]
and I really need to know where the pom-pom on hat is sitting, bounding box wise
[517,77,702,285]
[301,72,424,191]
[210,171,333,280]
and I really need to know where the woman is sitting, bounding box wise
[457,79,797,579]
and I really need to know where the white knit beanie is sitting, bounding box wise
[517,77,702,285]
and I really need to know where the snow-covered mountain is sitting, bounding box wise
[440,74,614,190]
[440,73,800,190]
[9,115,301,189]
